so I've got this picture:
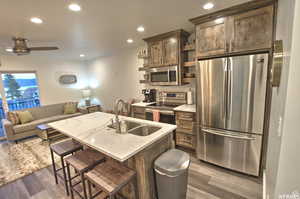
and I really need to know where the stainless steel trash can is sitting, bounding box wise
[154,149,190,199]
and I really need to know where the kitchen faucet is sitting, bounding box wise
[113,99,127,133]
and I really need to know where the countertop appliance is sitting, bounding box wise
[142,89,156,103]
[196,53,268,176]
[145,91,187,124]
[147,66,179,86]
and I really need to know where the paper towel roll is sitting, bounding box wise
[187,90,193,105]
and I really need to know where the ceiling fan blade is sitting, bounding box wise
[29,47,59,51]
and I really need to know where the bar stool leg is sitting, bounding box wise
[66,163,74,199]
[87,180,92,199]
[81,172,88,199]
[50,149,58,184]
[61,156,69,196]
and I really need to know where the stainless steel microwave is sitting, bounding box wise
[147,66,179,86]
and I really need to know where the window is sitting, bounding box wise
[0,72,40,138]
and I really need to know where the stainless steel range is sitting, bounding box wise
[145,91,187,124]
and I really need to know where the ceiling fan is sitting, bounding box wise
[8,37,59,55]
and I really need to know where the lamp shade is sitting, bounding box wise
[82,89,91,98]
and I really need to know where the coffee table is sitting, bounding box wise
[37,124,66,142]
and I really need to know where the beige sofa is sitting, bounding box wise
[2,103,83,142]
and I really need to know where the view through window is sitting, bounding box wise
[0,72,40,137]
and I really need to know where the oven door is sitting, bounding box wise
[148,66,178,86]
[145,109,175,124]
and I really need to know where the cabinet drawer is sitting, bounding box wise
[176,112,194,121]
[176,133,195,149]
[176,119,194,132]
[132,106,146,114]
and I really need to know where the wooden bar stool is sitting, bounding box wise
[85,159,137,199]
[50,139,83,195]
[65,149,106,199]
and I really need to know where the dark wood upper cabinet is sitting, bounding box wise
[163,37,179,66]
[190,0,275,59]
[229,6,274,52]
[148,41,163,66]
[144,29,189,68]
[195,19,227,57]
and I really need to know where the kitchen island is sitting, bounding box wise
[48,112,177,199]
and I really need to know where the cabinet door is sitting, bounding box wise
[196,19,227,58]
[149,41,163,67]
[163,37,178,66]
[230,5,273,52]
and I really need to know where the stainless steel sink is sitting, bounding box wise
[127,125,161,136]
[107,120,141,131]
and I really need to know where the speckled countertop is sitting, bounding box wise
[174,104,196,113]
[48,112,176,162]
[131,102,156,107]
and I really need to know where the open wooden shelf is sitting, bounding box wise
[182,77,195,84]
[182,45,195,52]
[138,55,149,59]
[139,80,148,84]
[183,61,196,67]
[138,67,148,71]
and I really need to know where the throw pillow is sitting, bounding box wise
[64,102,78,114]
[17,111,34,124]
[7,111,21,125]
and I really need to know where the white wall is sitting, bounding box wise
[265,0,300,198]
[87,48,145,110]
[0,55,89,106]
[273,0,300,196]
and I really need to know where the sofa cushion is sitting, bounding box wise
[14,112,82,134]
[7,111,20,125]
[17,111,34,124]
[64,102,78,115]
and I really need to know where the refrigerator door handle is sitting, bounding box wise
[223,58,228,121]
[202,128,256,140]
[227,57,233,119]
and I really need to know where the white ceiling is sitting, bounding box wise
[0,0,250,60]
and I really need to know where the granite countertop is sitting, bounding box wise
[131,102,156,107]
[48,112,176,162]
[174,104,196,113]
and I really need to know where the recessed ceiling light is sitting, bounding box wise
[6,48,13,52]
[203,2,214,10]
[69,3,81,12]
[127,38,134,43]
[80,54,85,57]
[137,26,145,32]
[30,17,43,24]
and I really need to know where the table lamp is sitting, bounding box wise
[82,89,91,106]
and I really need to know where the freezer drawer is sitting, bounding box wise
[197,128,262,176]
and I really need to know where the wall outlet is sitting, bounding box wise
[278,116,283,137]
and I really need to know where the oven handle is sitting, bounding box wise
[145,109,174,116]
[202,128,256,140]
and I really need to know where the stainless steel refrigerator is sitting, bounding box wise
[196,53,268,176]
